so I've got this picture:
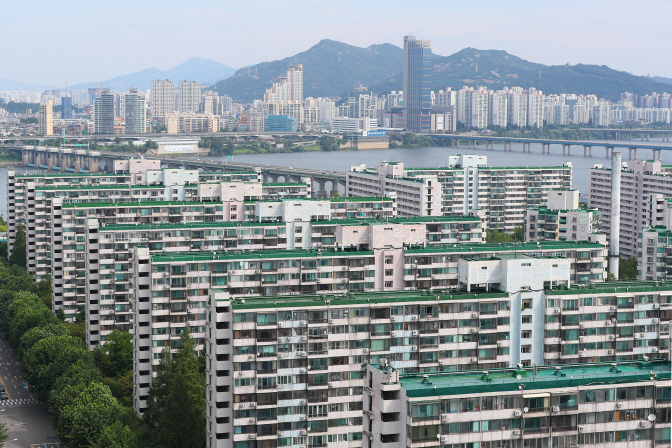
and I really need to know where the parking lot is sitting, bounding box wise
[0,334,60,448]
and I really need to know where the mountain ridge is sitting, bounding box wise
[212,41,672,102]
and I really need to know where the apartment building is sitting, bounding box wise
[132,240,607,411]
[588,158,672,258]
[262,183,310,200]
[526,190,604,244]
[74,215,483,346]
[150,79,175,125]
[639,226,672,281]
[204,273,669,448]
[365,360,670,448]
[348,156,572,231]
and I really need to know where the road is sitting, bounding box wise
[0,333,61,448]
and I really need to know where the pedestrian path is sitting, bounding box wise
[1,397,38,406]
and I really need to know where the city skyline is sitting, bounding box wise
[2,0,672,86]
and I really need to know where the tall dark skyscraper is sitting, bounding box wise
[61,95,71,119]
[403,35,432,133]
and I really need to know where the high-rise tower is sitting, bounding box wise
[93,89,115,134]
[403,35,432,132]
[39,100,53,136]
[150,79,175,124]
[125,88,147,134]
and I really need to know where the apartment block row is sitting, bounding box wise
[347,156,572,231]
[59,214,483,341]
[203,267,671,447]
[365,360,670,448]
[133,241,608,412]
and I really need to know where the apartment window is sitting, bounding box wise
[385,257,393,265]
[230,205,237,211]
[522,316,532,324]
[384,282,393,288]
[385,270,393,277]
[295,237,302,244]
[521,345,532,354]
[521,331,532,339]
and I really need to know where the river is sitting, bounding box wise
[2,138,671,219]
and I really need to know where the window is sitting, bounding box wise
[384,281,393,288]
[385,257,393,265]
[521,331,532,339]
[385,270,393,276]
[522,316,532,324]
[521,345,531,354]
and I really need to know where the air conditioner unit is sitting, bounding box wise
[551,406,560,412]
[328,319,334,324]
[412,346,418,351]
[249,418,256,423]
[300,415,307,421]
[579,323,585,329]
[328,382,335,387]
[278,431,283,436]
[301,400,307,405]
[438,360,444,365]
[640,421,650,428]
[610,306,616,311]
[300,320,307,326]
[554,308,561,314]
[278,322,284,328]
[230,270,236,274]
[653,318,660,323]
[634,334,640,339]
[497,341,503,347]
[579,336,585,342]
[390,331,397,337]
[609,335,616,339]
[577,426,585,432]
[440,414,449,421]
[412,315,419,321]
[363,348,370,354]
[301,430,307,436]
[301,335,308,341]
[470,328,478,334]
[654,303,660,309]
[412,330,419,336]
[470,357,478,363]
[513,430,521,435]
[471,312,478,318]
[297,351,306,357]
[248,434,256,439]
[652,347,659,352]
[390,316,397,322]
[238,371,245,377]
[616,402,624,408]
[300,368,307,374]
[238,403,246,409]
[441,436,449,443]
[607,350,614,355]
[278,337,286,343]
[248,402,256,408]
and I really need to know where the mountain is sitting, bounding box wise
[66,57,237,92]
[0,78,51,91]
[652,76,672,85]
[370,48,672,102]
[211,39,403,100]
[212,40,672,102]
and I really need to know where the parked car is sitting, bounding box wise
[0,391,8,400]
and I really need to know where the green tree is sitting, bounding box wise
[485,229,514,243]
[0,422,7,447]
[36,275,52,309]
[8,225,26,268]
[92,420,139,448]
[619,257,638,280]
[17,322,68,362]
[94,330,133,378]
[156,326,206,448]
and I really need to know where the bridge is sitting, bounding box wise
[579,128,672,142]
[5,145,346,197]
[434,134,672,160]
[0,131,300,145]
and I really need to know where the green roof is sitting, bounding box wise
[405,240,604,255]
[151,248,375,263]
[101,221,280,231]
[329,197,393,203]
[262,183,308,187]
[222,289,508,310]
[545,280,672,295]
[14,173,130,178]
[397,361,670,397]
[35,185,167,191]
[62,200,225,208]
[403,166,571,172]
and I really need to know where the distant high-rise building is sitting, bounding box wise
[93,88,115,134]
[125,88,146,134]
[39,100,53,136]
[403,35,432,133]
[150,80,175,124]
[61,95,71,119]
[287,64,303,102]
[178,80,201,113]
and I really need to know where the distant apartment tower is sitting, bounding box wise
[93,89,115,134]
[38,100,53,136]
[403,35,432,132]
[287,64,303,102]
[124,88,146,134]
[178,80,201,113]
[61,95,71,119]
[150,79,175,124]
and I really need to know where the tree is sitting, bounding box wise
[8,225,26,268]
[92,420,139,448]
[619,257,638,280]
[0,422,7,447]
[36,275,52,309]
[17,323,68,362]
[156,326,206,448]
[100,330,133,378]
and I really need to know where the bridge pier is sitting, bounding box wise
[314,179,328,198]
[562,144,571,155]
[628,148,638,159]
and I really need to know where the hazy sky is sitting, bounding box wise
[3,0,671,86]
